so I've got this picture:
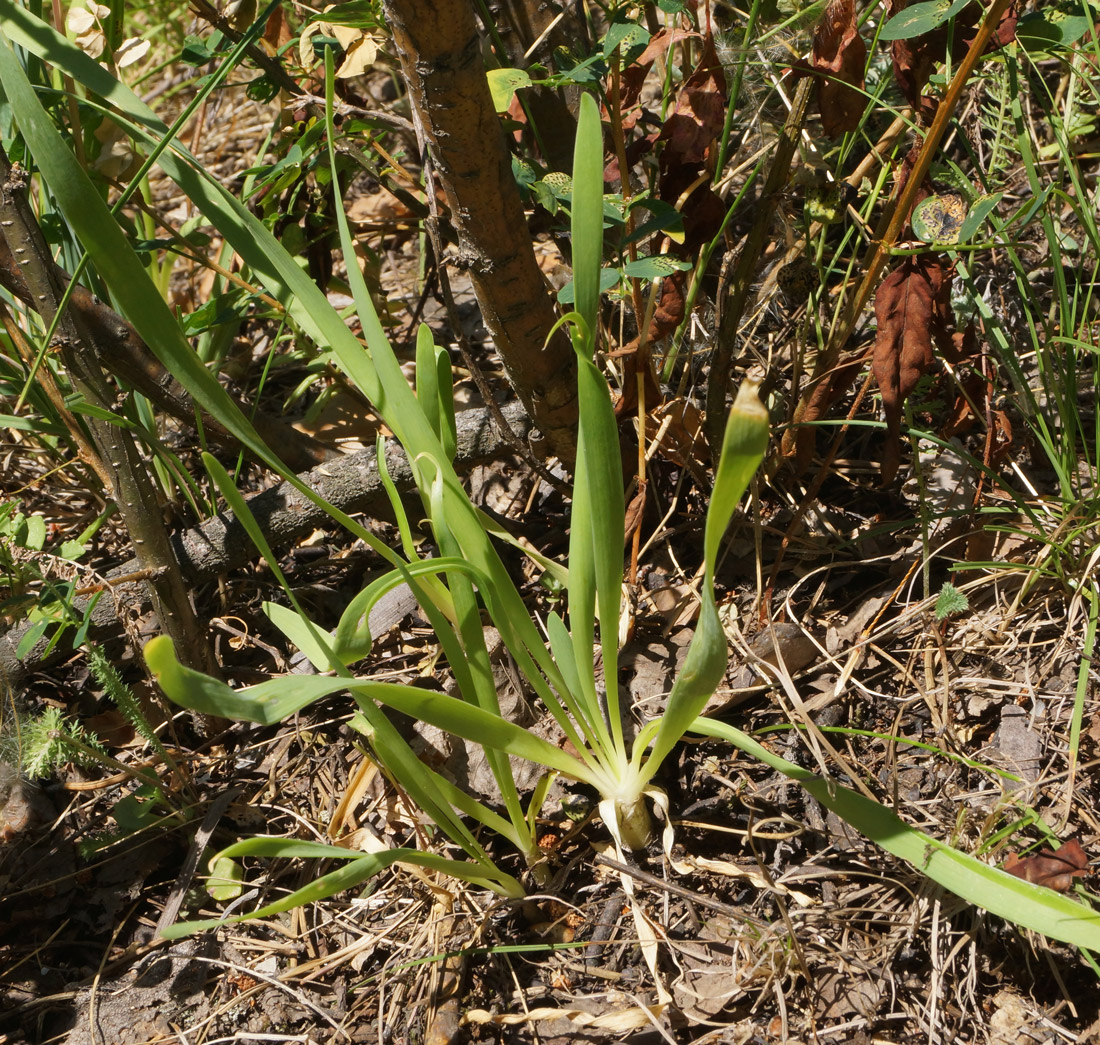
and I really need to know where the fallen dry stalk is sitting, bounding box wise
[0,402,530,688]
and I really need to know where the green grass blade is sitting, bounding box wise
[354,707,524,854]
[2,9,569,712]
[571,93,605,341]
[426,474,530,843]
[160,843,523,936]
[416,323,443,445]
[202,453,344,672]
[563,93,624,759]
[332,556,478,665]
[693,716,1100,953]
[145,633,523,861]
[415,323,457,460]
[0,34,266,465]
[375,434,422,561]
[145,636,603,787]
[639,382,768,780]
[0,16,412,573]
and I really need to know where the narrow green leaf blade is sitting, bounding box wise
[641,382,768,778]
[571,93,605,342]
[693,717,1100,953]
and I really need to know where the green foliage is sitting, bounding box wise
[934,581,969,620]
[4,0,1099,965]
[878,0,973,42]
[1017,3,1100,51]
[0,497,109,657]
[694,718,1100,953]
[143,94,770,933]
[15,704,108,780]
[86,642,178,776]
[205,854,244,902]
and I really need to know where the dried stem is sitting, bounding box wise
[0,144,225,723]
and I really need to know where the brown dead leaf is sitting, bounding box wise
[812,0,867,136]
[890,0,1019,117]
[656,32,728,252]
[787,350,863,468]
[612,340,664,420]
[890,142,935,231]
[1003,837,1089,892]
[645,395,707,475]
[942,372,985,438]
[620,28,700,119]
[650,266,689,339]
[624,487,646,544]
[871,254,953,482]
[657,31,726,168]
[85,710,136,749]
[262,3,293,53]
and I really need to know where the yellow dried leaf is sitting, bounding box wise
[75,28,106,58]
[66,6,97,33]
[336,35,378,78]
[114,36,149,68]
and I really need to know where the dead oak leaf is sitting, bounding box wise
[1003,838,1089,893]
[654,35,728,252]
[813,0,867,136]
[872,254,953,482]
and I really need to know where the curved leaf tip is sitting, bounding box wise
[143,634,176,676]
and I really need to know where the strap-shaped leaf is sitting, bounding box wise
[145,636,604,788]
[639,382,768,781]
[161,844,524,937]
[693,717,1100,954]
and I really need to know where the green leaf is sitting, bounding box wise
[1018,6,1098,50]
[309,1,382,27]
[16,620,52,659]
[622,255,693,281]
[22,514,46,552]
[641,382,768,782]
[0,414,65,435]
[957,192,1003,243]
[692,717,1100,953]
[264,602,336,671]
[206,855,244,902]
[570,93,606,341]
[934,582,969,620]
[486,67,532,111]
[144,636,602,787]
[626,197,685,245]
[562,92,629,763]
[415,324,456,460]
[911,194,968,245]
[879,0,972,41]
[602,20,650,58]
[162,845,521,937]
[556,267,621,304]
[112,785,169,834]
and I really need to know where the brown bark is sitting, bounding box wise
[381,0,579,460]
